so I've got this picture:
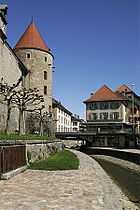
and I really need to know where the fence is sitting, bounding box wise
[0,145,26,174]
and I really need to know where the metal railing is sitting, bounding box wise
[55,128,86,133]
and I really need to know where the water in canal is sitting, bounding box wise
[92,157,140,208]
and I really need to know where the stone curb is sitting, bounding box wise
[1,165,27,180]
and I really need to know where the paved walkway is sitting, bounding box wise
[0,150,126,210]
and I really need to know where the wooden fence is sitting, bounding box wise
[0,145,26,174]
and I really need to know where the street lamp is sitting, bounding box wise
[131,84,135,133]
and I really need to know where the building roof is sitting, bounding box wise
[84,85,128,103]
[52,98,72,115]
[114,84,132,93]
[52,98,58,105]
[115,84,140,102]
[14,21,53,57]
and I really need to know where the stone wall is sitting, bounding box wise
[0,139,63,179]
[0,37,24,132]
[0,139,63,164]
[15,49,53,113]
[0,40,22,86]
[26,140,62,163]
[62,140,84,148]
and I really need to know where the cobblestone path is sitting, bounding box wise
[0,150,123,210]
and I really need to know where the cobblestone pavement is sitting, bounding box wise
[0,150,124,210]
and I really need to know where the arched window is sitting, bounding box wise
[26,53,31,59]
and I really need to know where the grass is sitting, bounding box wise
[0,132,56,140]
[28,149,79,170]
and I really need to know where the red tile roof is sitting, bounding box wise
[84,85,127,103]
[114,84,132,93]
[14,22,52,54]
[52,98,58,104]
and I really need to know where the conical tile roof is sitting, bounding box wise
[84,85,127,103]
[14,21,52,54]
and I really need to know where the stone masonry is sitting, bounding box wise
[0,35,27,132]
[15,48,53,112]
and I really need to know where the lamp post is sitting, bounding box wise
[131,84,135,133]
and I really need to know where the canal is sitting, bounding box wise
[92,156,140,208]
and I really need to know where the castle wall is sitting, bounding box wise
[0,40,22,85]
[0,37,23,132]
[15,49,53,113]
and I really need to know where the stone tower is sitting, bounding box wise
[14,19,54,113]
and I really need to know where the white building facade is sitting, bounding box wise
[52,98,72,132]
[71,114,86,132]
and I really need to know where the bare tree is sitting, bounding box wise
[28,106,53,136]
[0,77,22,134]
[12,87,44,135]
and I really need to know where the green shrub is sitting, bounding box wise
[38,155,41,160]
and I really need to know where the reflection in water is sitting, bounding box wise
[92,157,140,208]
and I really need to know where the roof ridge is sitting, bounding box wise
[114,84,132,93]
[84,84,128,103]
[102,84,116,94]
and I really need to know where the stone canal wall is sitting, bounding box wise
[90,154,140,209]
[91,155,140,175]
[81,147,140,165]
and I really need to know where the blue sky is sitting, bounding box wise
[2,0,140,119]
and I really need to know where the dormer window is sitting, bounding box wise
[26,53,31,59]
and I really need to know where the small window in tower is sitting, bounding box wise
[44,86,47,95]
[45,57,47,62]
[49,106,51,113]
[44,71,47,80]
[26,53,31,59]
